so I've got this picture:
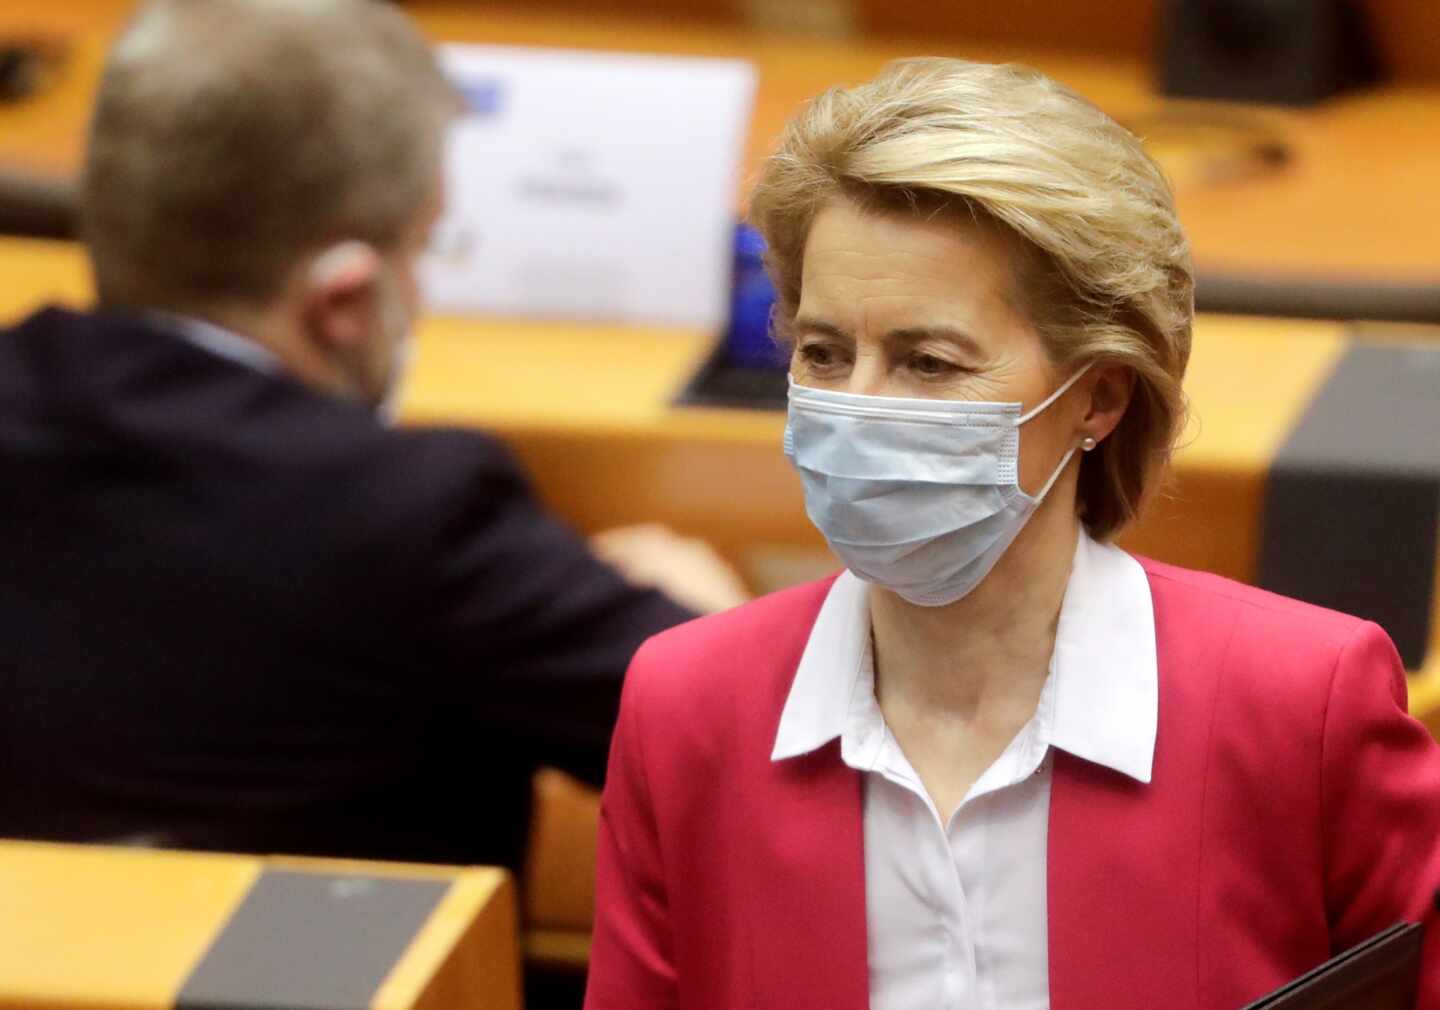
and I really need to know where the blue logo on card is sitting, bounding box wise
[456,77,504,117]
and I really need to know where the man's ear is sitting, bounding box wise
[301,240,383,352]
[1082,363,1136,446]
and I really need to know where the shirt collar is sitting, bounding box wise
[771,530,1159,784]
[151,312,282,374]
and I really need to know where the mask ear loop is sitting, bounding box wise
[1033,445,1078,504]
[1016,362,1093,426]
[1017,362,1094,504]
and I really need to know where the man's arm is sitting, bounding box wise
[397,429,714,785]
[590,523,750,616]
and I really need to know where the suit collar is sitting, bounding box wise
[1048,531,1158,783]
[770,569,869,761]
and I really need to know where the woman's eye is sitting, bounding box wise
[798,343,844,368]
[910,353,956,376]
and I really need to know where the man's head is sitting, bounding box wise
[80,0,460,408]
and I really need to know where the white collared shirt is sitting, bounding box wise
[152,313,281,373]
[772,532,1158,1010]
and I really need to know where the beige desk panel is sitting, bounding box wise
[0,840,518,1010]
[0,842,261,1010]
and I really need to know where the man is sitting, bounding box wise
[0,0,743,870]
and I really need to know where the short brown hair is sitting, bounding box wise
[81,0,459,313]
[749,58,1194,539]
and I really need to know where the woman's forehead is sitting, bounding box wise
[798,198,1034,340]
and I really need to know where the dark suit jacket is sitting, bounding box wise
[0,306,694,868]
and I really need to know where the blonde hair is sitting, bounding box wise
[81,0,460,313]
[748,58,1193,539]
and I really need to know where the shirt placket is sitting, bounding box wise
[949,799,994,1010]
[878,730,980,1010]
[942,812,981,1008]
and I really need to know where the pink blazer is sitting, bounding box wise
[585,557,1440,1010]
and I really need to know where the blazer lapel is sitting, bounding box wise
[749,741,869,1010]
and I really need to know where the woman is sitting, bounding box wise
[585,59,1440,1010]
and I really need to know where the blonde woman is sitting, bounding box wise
[585,59,1440,1010]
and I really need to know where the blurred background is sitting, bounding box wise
[2,2,1438,1008]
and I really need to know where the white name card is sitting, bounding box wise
[421,45,758,332]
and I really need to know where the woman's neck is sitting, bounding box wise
[868,495,1082,719]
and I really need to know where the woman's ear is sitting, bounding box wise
[1081,363,1135,445]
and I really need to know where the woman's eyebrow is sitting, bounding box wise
[887,326,985,357]
[791,316,851,340]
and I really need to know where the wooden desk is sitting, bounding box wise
[3,0,1440,294]
[0,839,520,1010]
[4,236,1437,730]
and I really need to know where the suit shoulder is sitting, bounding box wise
[314,424,532,542]
[618,577,835,766]
[325,425,537,576]
[1137,556,1385,711]
[636,576,835,665]
[1139,555,1364,640]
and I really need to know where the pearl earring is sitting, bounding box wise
[1080,436,1097,452]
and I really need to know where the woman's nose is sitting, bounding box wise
[844,351,890,397]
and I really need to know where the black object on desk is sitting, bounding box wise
[1195,275,1440,326]
[0,38,65,104]
[1159,0,1377,106]
[680,223,788,410]
[0,41,78,239]
[1257,335,1440,670]
[674,336,787,411]
[1240,922,1422,1009]
[0,46,40,102]
[0,170,78,239]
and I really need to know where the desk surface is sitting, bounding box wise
[0,839,518,1010]
[3,0,1440,289]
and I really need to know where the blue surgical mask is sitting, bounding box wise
[783,366,1091,606]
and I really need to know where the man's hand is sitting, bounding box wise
[590,524,751,615]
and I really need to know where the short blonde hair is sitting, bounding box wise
[81,0,460,313]
[748,58,1194,539]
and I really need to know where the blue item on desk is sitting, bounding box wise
[674,223,788,409]
[725,223,781,368]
